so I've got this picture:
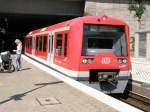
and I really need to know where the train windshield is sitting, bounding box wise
[82,24,127,56]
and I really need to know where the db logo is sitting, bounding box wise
[101,58,111,64]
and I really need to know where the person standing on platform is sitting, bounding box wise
[13,39,22,71]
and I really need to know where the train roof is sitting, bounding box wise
[27,16,128,36]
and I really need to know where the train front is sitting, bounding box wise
[79,16,131,94]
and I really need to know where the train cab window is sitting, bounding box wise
[88,38,113,49]
[82,24,127,56]
[64,33,68,57]
[43,36,47,52]
[39,37,43,51]
[56,34,62,56]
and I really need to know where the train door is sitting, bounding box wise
[48,32,54,65]
[54,31,68,66]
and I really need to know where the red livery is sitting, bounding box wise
[25,16,131,94]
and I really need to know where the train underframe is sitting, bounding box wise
[78,70,131,94]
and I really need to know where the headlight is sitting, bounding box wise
[82,59,88,64]
[122,59,127,63]
[82,58,93,64]
[87,58,93,64]
[118,58,127,64]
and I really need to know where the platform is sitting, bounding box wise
[0,55,142,112]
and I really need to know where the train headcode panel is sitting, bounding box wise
[25,16,131,94]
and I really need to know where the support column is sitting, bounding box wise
[134,33,139,58]
[146,33,150,58]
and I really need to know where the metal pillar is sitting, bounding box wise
[146,33,150,58]
[134,33,139,58]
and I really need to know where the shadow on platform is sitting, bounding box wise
[0,67,32,74]
[20,68,32,71]
[0,81,63,105]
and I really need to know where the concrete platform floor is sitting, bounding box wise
[0,59,117,112]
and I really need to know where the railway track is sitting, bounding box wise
[80,80,150,111]
[111,90,150,112]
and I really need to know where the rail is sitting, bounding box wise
[111,90,150,112]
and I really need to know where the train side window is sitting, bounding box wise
[36,37,39,50]
[25,39,28,48]
[51,35,53,53]
[49,37,51,53]
[26,39,28,48]
[64,33,68,57]
[39,36,43,51]
[25,39,27,48]
[30,38,32,48]
[56,34,62,56]
[43,36,47,52]
[28,39,30,48]
[49,35,53,53]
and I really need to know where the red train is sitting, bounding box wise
[25,16,131,94]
